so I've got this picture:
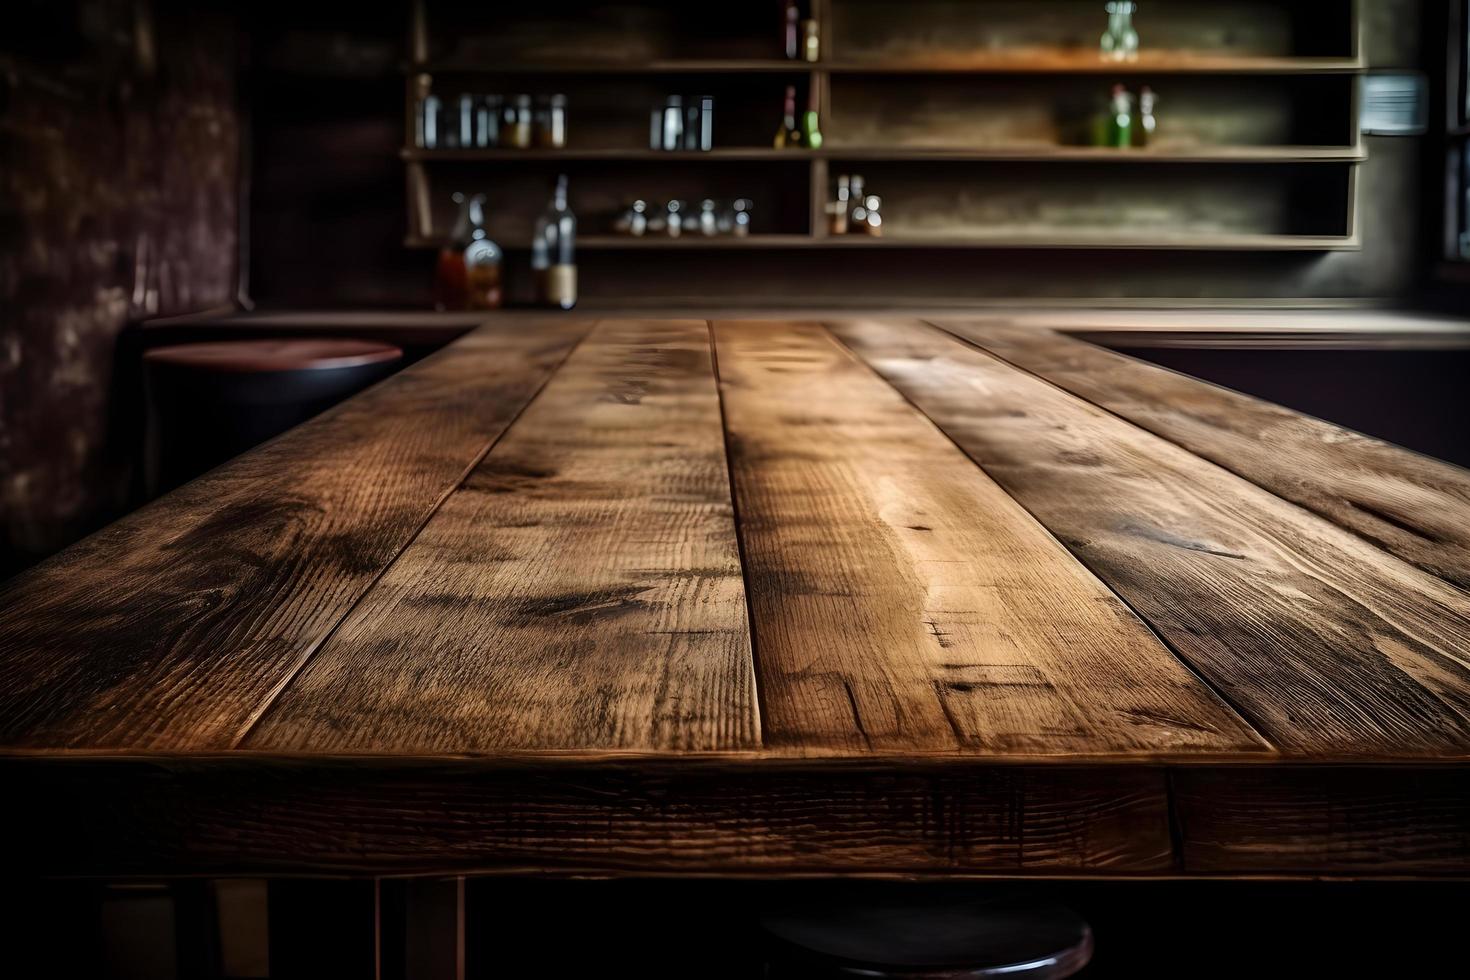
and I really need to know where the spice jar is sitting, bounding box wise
[535,94,568,148]
[731,199,752,236]
[505,94,533,149]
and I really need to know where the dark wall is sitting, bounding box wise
[245,0,1430,309]
[245,1,420,306]
[1,1,240,574]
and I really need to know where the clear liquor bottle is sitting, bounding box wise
[532,175,577,310]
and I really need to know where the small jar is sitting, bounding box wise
[506,94,533,149]
[535,94,568,149]
[860,194,883,236]
[613,200,649,237]
[660,97,684,152]
[697,199,719,236]
[731,199,752,237]
[475,94,501,148]
[695,96,715,151]
[802,19,820,63]
[455,94,475,148]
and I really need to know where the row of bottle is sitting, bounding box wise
[774,85,822,149]
[781,1,821,61]
[827,175,882,236]
[1098,84,1158,148]
[612,199,754,237]
[416,84,568,150]
[1099,1,1141,63]
[434,176,577,311]
[650,96,717,152]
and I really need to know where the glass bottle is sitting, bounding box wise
[773,86,803,149]
[613,199,649,237]
[462,196,504,310]
[698,199,719,236]
[532,175,577,310]
[803,106,823,150]
[1100,2,1140,63]
[846,174,865,231]
[696,96,715,151]
[684,97,703,150]
[664,200,684,237]
[506,95,533,148]
[829,174,850,234]
[731,199,753,236]
[456,94,475,149]
[435,192,475,310]
[535,94,568,148]
[475,94,501,148]
[1107,84,1133,148]
[1135,86,1157,147]
[415,75,440,148]
[860,194,883,236]
[661,96,685,152]
[783,0,800,59]
[802,18,820,63]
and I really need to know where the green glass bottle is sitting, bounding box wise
[1107,84,1133,149]
[803,108,823,149]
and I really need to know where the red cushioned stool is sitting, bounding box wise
[143,339,402,495]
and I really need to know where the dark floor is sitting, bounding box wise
[10,877,1465,978]
[467,879,1469,978]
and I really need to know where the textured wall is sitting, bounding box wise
[0,1,239,575]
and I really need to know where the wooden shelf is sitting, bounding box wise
[409,54,1365,77]
[403,5,1364,260]
[815,232,1361,251]
[405,234,815,250]
[405,146,1365,164]
[406,233,1357,252]
[821,54,1366,75]
[411,59,811,75]
[402,148,809,162]
[821,145,1365,163]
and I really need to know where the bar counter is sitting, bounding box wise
[2,317,1469,879]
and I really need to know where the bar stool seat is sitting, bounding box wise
[143,338,403,495]
[761,889,1093,979]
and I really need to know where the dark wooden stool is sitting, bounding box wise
[761,889,1093,979]
[143,339,402,495]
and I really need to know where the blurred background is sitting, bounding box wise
[2,0,1465,573]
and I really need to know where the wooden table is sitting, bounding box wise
[3,317,1469,880]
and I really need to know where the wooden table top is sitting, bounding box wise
[3,317,1469,879]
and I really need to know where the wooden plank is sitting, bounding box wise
[1173,767,1470,875]
[0,758,1174,877]
[0,322,590,751]
[939,321,1470,592]
[711,321,1266,758]
[832,318,1470,759]
[247,320,757,753]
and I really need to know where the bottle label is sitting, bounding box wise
[544,264,577,307]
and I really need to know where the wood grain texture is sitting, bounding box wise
[0,759,1172,877]
[1173,767,1470,875]
[712,320,1265,758]
[939,321,1470,592]
[832,318,1470,760]
[248,320,756,753]
[0,323,590,750]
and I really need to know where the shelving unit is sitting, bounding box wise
[406,232,1360,251]
[403,0,1365,252]
[405,146,1367,163]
